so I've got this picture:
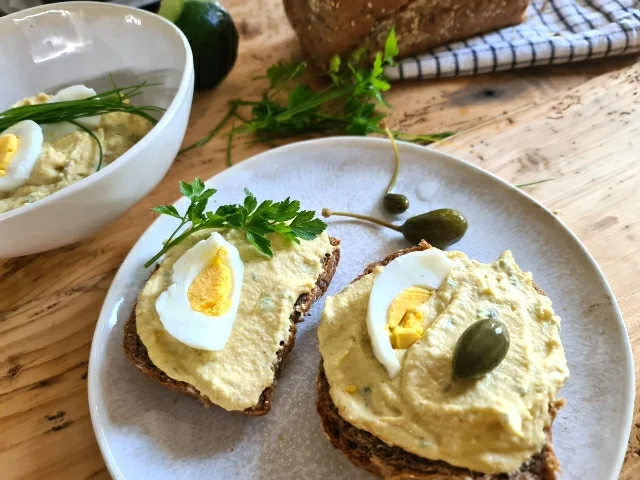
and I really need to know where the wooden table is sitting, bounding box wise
[1,0,638,478]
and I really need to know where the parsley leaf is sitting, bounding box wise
[383,28,399,64]
[265,61,307,89]
[243,187,258,212]
[180,28,453,165]
[151,205,181,218]
[144,179,327,268]
[290,212,327,240]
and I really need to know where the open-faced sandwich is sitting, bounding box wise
[124,179,340,415]
[317,242,569,478]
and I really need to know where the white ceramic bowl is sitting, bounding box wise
[0,1,194,257]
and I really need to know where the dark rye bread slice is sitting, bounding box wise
[124,237,340,416]
[316,241,565,479]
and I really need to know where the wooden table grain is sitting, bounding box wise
[1,0,638,478]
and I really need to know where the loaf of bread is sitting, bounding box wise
[284,0,531,66]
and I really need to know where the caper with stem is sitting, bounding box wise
[380,122,410,214]
[321,207,468,249]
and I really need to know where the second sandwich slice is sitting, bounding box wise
[317,242,569,478]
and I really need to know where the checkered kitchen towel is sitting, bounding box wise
[385,0,640,80]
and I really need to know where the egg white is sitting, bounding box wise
[44,85,101,141]
[0,120,44,192]
[367,249,455,379]
[155,232,245,351]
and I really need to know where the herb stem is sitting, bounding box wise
[164,218,188,247]
[226,125,235,167]
[321,208,402,232]
[0,82,162,132]
[179,105,237,154]
[274,86,353,122]
[228,99,262,107]
[69,120,104,171]
[515,178,554,188]
[380,122,400,195]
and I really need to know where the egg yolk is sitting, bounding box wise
[387,287,431,349]
[0,134,19,177]
[187,247,233,316]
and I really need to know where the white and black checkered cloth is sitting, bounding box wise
[385,0,640,80]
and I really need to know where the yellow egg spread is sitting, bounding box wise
[0,93,152,214]
[187,247,233,316]
[137,229,335,411]
[318,250,569,474]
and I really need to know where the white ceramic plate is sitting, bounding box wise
[88,137,634,480]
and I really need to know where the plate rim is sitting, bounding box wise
[88,136,635,480]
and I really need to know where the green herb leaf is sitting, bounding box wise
[271,197,301,222]
[216,204,240,217]
[329,55,342,84]
[371,53,384,80]
[265,61,307,89]
[288,84,316,109]
[179,180,194,199]
[151,205,181,218]
[144,180,327,267]
[329,55,341,74]
[350,46,367,64]
[244,188,258,212]
[383,28,399,64]
[245,231,274,257]
[290,215,328,240]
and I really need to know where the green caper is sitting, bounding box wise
[321,207,468,249]
[383,193,410,214]
[401,208,468,249]
[452,319,510,381]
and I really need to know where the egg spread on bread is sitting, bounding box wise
[137,228,335,411]
[0,85,152,214]
[318,248,569,474]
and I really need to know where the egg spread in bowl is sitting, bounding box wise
[318,248,569,474]
[0,85,153,214]
[136,228,335,411]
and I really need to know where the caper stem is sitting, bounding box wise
[321,209,403,232]
[380,122,400,194]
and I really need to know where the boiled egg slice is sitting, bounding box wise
[367,249,455,379]
[44,85,101,141]
[0,120,44,192]
[155,232,245,351]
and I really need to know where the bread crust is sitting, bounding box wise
[124,237,340,416]
[316,242,563,479]
[284,0,531,66]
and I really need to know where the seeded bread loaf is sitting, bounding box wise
[284,0,531,66]
[124,237,340,416]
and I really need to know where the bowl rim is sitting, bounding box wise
[0,1,194,223]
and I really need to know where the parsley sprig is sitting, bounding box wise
[145,178,327,268]
[180,29,453,165]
